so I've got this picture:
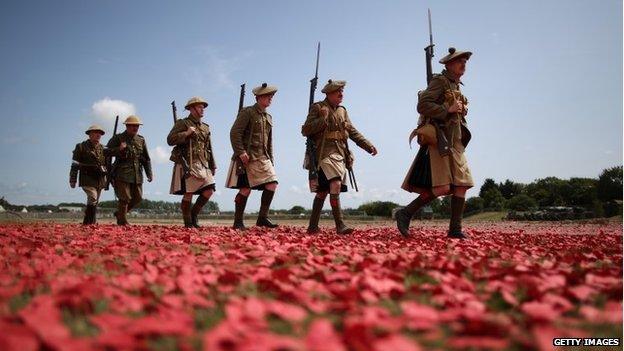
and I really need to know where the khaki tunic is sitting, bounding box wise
[226,104,277,189]
[301,99,373,190]
[106,131,151,207]
[401,70,473,192]
[167,115,216,194]
[106,131,152,184]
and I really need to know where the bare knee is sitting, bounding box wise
[453,186,469,198]
[316,191,328,200]
[183,193,193,201]
[329,180,342,194]
[239,188,251,197]
[265,182,278,192]
[201,189,214,198]
[432,185,451,197]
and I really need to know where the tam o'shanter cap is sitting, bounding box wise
[439,47,472,64]
[321,79,346,94]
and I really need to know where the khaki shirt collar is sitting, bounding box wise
[188,113,201,124]
[254,103,266,114]
[442,69,464,85]
[323,98,340,111]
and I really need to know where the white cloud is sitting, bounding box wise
[150,146,170,165]
[185,46,253,92]
[91,97,136,124]
[289,185,305,194]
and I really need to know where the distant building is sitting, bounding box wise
[0,205,5,212]
[20,207,28,213]
[59,206,83,213]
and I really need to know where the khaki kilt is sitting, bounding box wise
[225,157,277,189]
[319,153,347,181]
[170,162,216,195]
[402,142,473,193]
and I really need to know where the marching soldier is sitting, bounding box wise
[69,125,109,225]
[302,80,378,234]
[167,97,216,228]
[397,47,474,239]
[106,115,153,225]
[226,83,279,230]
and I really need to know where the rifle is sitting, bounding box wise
[305,42,320,181]
[239,83,245,112]
[424,8,435,85]
[421,9,449,156]
[344,141,358,192]
[171,101,191,178]
[104,115,119,190]
[235,84,247,175]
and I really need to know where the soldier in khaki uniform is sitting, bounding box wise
[69,125,110,225]
[226,83,279,230]
[397,48,474,239]
[167,97,216,228]
[106,115,153,225]
[302,80,378,234]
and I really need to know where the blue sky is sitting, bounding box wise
[0,0,621,210]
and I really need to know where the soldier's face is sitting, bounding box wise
[257,93,274,108]
[191,104,205,118]
[126,124,140,136]
[447,58,467,77]
[88,132,102,143]
[327,88,344,106]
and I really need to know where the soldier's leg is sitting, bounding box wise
[396,190,435,237]
[329,180,352,235]
[307,191,327,234]
[448,186,469,239]
[123,184,142,225]
[432,185,452,197]
[82,186,98,225]
[233,188,251,230]
[127,184,143,213]
[191,188,214,228]
[257,182,278,228]
[92,188,102,224]
[181,193,193,228]
[114,180,131,225]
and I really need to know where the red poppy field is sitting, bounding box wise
[0,222,621,351]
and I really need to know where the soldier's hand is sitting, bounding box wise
[319,106,329,119]
[147,175,153,182]
[448,100,463,114]
[369,146,378,156]
[186,127,197,136]
[239,152,250,165]
[70,182,76,189]
[119,142,127,151]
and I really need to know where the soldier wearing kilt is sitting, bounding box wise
[302,80,378,234]
[397,48,474,239]
[225,83,279,230]
[167,97,217,228]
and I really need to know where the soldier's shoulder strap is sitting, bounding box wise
[175,118,190,128]
[309,100,326,114]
